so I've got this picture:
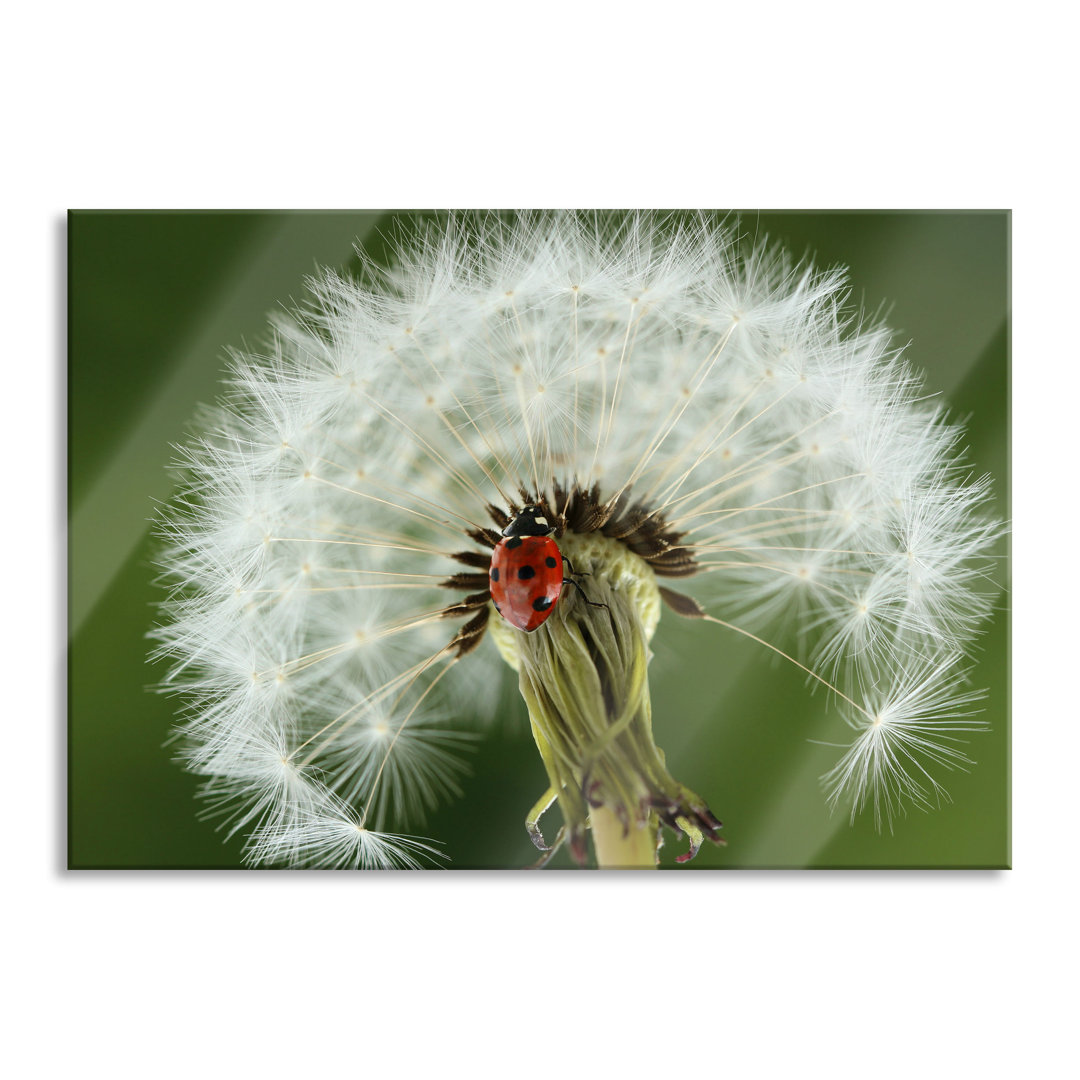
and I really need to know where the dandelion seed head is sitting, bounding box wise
[153,211,1000,865]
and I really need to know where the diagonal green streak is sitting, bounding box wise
[69,212,381,637]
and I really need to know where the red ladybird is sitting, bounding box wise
[489,506,564,632]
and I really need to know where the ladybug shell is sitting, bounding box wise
[489,535,563,632]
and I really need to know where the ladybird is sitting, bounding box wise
[489,505,564,632]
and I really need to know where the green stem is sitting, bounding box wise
[591,807,657,869]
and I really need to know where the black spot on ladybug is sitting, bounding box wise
[532,596,553,612]
[505,536,523,549]
[517,565,535,580]
[490,567,499,581]
[545,556,557,568]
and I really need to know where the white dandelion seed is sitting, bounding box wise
[152,211,1000,868]
[821,652,990,829]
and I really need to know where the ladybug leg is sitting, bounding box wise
[559,553,608,611]
[561,554,590,578]
[562,576,610,614]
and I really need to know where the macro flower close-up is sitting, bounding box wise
[33,7,1062,1070]
[140,211,1005,869]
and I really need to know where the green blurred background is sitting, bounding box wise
[68,210,1009,869]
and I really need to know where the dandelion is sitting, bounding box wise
[152,211,999,869]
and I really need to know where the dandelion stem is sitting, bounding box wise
[590,807,657,869]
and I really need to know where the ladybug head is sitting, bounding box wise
[502,504,555,538]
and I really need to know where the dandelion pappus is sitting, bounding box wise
[488,505,607,632]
